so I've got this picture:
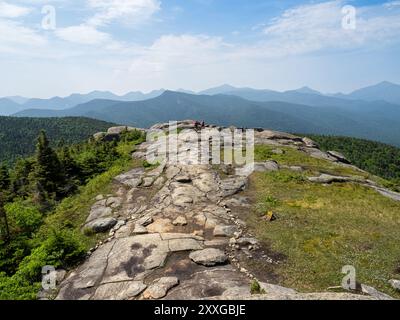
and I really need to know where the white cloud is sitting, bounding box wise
[261,0,400,56]
[55,0,161,46]
[129,34,227,74]
[55,24,112,45]
[0,1,31,18]
[384,1,400,9]
[0,19,46,53]
[87,0,161,27]
[2,0,400,96]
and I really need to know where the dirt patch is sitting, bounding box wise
[202,285,225,297]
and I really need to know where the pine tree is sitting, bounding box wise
[30,131,64,199]
[0,163,10,191]
[58,146,80,195]
[10,158,34,198]
[0,193,10,242]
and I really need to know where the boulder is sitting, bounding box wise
[172,216,188,226]
[136,216,154,227]
[107,126,136,135]
[302,137,318,148]
[236,237,259,246]
[189,248,228,266]
[220,177,247,197]
[213,225,237,237]
[308,174,364,184]
[86,206,112,223]
[93,132,106,140]
[168,238,203,252]
[259,282,297,295]
[114,168,145,187]
[142,177,154,187]
[327,150,350,164]
[361,284,394,300]
[370,186,400,202]
[132,224,148,235]
[305,148,337,162]
[389,279,400,291]
[93,281,147,300]
[147,219,174,233]
[263,160,279,171]
[105,197,123,208]
[175,175,192,183]
[143,277,179,299]
[255,130,302,142]
[85,218,117,233]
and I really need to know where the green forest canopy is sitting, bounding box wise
[306,134,400,184]
[0,116,116,164]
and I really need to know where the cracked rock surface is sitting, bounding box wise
[56,122,397,300]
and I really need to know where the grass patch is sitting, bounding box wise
[246,169,400,298]
[255,144,375,179]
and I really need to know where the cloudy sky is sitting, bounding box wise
[1,0,400,98]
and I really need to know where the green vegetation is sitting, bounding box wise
[250,280,266,295]
[246,145,400,298]
[0,128,145,299]
[305,134,400,185]
[254,144,371,178]
[0,116,116,164]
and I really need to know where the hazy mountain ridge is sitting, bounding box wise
[2,81,400,116]
[4,81,400,145]
[0,90,165,115]
[12,90,400,146]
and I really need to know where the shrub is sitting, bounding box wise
[5,200,42,235]
[250,280,266,295]
[17,229,87,283]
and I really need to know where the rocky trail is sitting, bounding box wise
[55,121,400,300]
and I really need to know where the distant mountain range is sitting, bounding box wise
[2,81,400,116]
[198,81,400,106]
[12,89,400,146]
[0,89,165,115]
[2,81,400,146]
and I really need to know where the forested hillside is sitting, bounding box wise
[307,134,400,185]
[0,117,116,164]
[0,128,146,299]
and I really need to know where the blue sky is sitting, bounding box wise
[0,0,400,98]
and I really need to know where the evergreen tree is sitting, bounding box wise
[0,194,10,242]
[10,158,34,198]
[30,131,64,200]
[0,164,10,191]
[58,146,80,195]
